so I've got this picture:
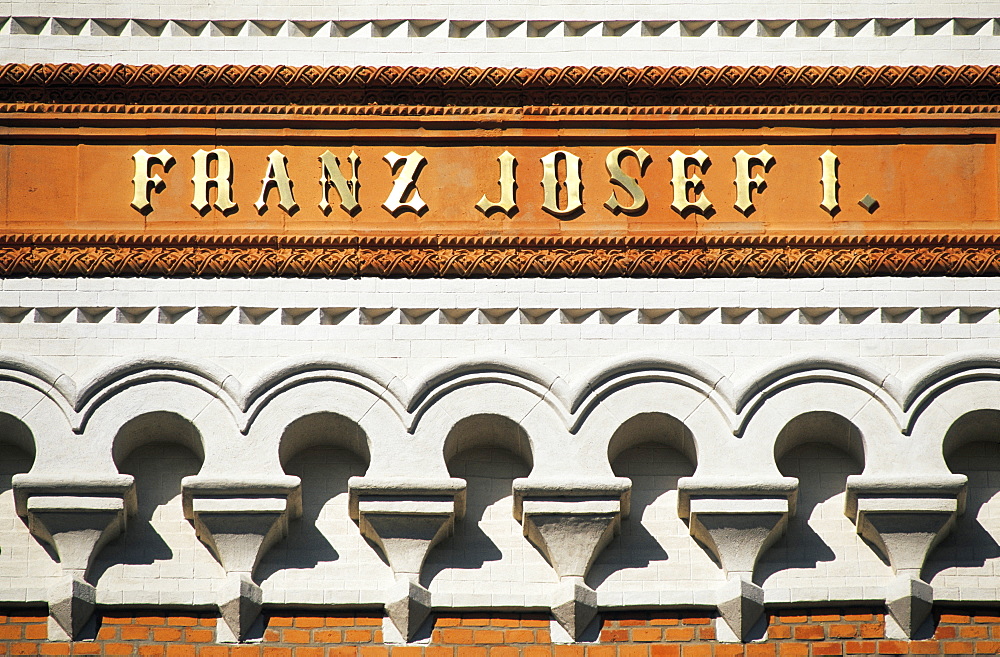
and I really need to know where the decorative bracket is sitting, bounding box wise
[513,478,631,642]
[181,475,302,643]
[678,476,798,643]
[12,474,136,641]
[845,474,967,639]
[348,476,467,643]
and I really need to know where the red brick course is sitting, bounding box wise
[0,609,999,655]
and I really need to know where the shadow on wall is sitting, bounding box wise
[590,413,695,589]
[588,444,686,588]
[926,410,1000,581]
[757,412,874,585]
[259,412,372,579]
[93,412,212,585]
[425,414,549,590]
[0,415,37,564]
[93,443,203,577]
[258,446,367,577]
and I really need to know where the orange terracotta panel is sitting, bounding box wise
[3,138,996,240]
[2,64,1000,277]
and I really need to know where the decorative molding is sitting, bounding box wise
[845,475,968,639]
[678,477,799,642]
[3,352,1000,628]
[3,63,998,89]
[11,474,137,641]
[3,235,1000,278]
[7,103,1000,116]
[1,67,997,279]
[180,475,302,643]
[2,18,997,41]
[2,303,1000,326]
[1,63,999,109]
[348,477,466,642]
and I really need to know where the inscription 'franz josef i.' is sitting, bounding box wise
[131,147,846,218]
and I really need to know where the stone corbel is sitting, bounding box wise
[677,476,799,643]
[512,477,632,642]
[12,474,137,641]
[845,474,967,639]
[348,476,467,643]
[181,475,302,643]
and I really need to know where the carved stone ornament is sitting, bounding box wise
[677,476,799,643]
[180,475,303,643]
[512,478,632,642]
[844,474,968,639]
[11,474,137,641]
[2,64,1000,111]
[347,477,467,643]
[3,234,1000,279]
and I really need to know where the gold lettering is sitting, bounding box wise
[319,150,361,215]
[476,151,518,215]
[383,151,427,215]
[541,150,583,217]
[131,149,174,213]
[820,150,840,214]
[669,149,712,215]
[191,149,237,213]
[733,149,775,215]
[255,149,298,214]
[604,147,651,215]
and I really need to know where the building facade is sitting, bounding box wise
[2,1,1000,655]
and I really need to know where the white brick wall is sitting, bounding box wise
[1,275,998,612]
[2,8,999,66]
[9,0,1000,22]
[2,0,998,634]
[0,276,996,383]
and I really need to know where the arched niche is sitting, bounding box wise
[0,413,49,584]
[426,414,550,594]
[96,411,217,603]
[442,413,533,472]
[278,412,371,472]
[759,412,884,588]
[0,413,35,464]
[942,409,1000,459]
[112,411,205,470]
[260,412,385,593]
[592,413,712,593]
[773,411,864,468]
[0,411,38,525]
[607,412,696,468]
[926,410,1000,583]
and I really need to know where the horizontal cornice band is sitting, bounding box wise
[2,63,999,90]
[3,235,1000,277]
[5,103,1000,117]
[5,234,1000,248]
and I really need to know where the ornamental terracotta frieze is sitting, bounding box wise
[1,64,999,278]
[2,235,1000,277]
[3,63,1000,111]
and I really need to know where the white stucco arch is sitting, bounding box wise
[82,377,238,478]
[737,362,900,479]
[249,378,401,477]
[411,377,563,479]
